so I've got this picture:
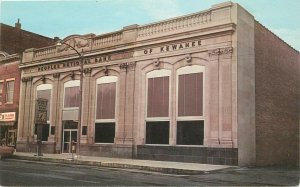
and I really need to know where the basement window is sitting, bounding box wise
[95,123,115,143]
[177,120,204,145]
[146,121,169,144]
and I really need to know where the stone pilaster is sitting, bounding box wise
[17,77,30,142]
[52,73,61,152]
[82,68,92,144]
[115,62,136,144]
[207,47,233,147]
[21,76,34,149]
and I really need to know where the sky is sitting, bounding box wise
[1,0,299,51]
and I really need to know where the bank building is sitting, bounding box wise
[16,2,299,166]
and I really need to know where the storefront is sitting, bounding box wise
[0,112,17,147]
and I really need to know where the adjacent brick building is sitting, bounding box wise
[0,20,56,147]
[0,20,56,55]
[254,22,299,166]
[17,2,299,166]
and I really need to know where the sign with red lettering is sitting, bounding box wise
[0,112,16,122]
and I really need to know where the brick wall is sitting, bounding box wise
[0,23,55,55]
[0,60,21,113]
[255,22,299,166]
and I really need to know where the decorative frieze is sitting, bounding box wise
[119,62,136,72]
[21,76,33,82]
[83,68,92,74]
[57,38,90,53]
[208,47,233,57]
[53,73,60,79]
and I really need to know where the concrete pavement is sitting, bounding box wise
[10,152,232,175]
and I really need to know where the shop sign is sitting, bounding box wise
[35,98,48,124]
[0,112,16,122]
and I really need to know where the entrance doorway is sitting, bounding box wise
[62,121,77,153]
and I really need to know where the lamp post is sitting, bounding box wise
[57,41,83,156]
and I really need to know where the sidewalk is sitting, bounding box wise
[11,152,232,175]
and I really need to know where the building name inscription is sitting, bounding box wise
[36,40,201,72]
[37,55,111,72]
[143,40,201,55]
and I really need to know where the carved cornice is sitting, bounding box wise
[208,47,233,57]
[21,76,33,82]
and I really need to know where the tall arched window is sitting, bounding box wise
[95,76,117,143]
[176,65,205,145]
[146,69,171,144]
[64,80,80,109]
[36,84,52,141]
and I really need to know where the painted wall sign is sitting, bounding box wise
[0,112,16,122]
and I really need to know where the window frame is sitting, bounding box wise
[0,80,3,105]
[175,65,205,146]
[176,65,205,121]
[36,83,53,141]
[94,76,118,144]
[5,79,15,104]
[63,80,80,110]
[145,69,171,145]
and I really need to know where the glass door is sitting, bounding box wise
[62,120,78,153]
[63,130,77,153]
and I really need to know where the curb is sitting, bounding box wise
[10,155,205,175]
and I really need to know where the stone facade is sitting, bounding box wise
[16,2,299,166]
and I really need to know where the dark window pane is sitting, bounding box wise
[96,82,116,119]
[64,131,70,142]
[177,121,204,145]
[147,77,169,117]
[95,123,115,143]
[50,126,55,135]
[178,73,203,116]
[36,124,49,141]
[63,121,77,129]
[82,126,87,135]
[146,121,169,144]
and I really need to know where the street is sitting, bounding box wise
[0,159,299,186]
